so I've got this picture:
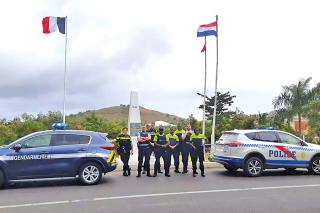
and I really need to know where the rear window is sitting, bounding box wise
[218,133,239,142]
[51,134,91,146]
[245,132,259,140]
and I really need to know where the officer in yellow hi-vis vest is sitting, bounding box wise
[114,127,133,176]
[153,127,170,177]
[174,125,184,173]
[190,128,207,177]
[166,127,180,174]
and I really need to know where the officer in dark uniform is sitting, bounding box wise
[148,122,162,174]
[190,128,207,177]
[181,124,193,173]
[115,127,133,176]
[174,125,184,173]
[137,126,152,177]
[153,127,170,177]
[166,127,180,174]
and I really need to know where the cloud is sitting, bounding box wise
[0,19,172,119]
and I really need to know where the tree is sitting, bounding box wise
[273,77,313,135]
[187,114,200,129]
[198,91,236,119]
[303,100,320,141]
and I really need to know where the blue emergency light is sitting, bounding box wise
[52,122,67,130]
[255,126,277,130]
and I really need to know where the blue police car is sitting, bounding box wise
[0,129,117,187]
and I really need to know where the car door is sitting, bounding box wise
[6,134,53,179]
[276,132,309,167]
[49,133,91,176]
[254,131,281,166]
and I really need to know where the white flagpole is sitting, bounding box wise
[202,36,207,135]
[211,15,219,153]
[63,16,68,124]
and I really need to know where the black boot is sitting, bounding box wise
[158,170,163,174]
[174,167,181,173]
[127,168,131,176]
[201,170,205,177]
[193,169,197,177]
[153,172,157,177]
[123,171,128,176]
[146,171,152,177]
[136,172,141,178]
[165,173,171,177]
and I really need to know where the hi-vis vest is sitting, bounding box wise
[148,128,158,142]
[174,130,183,142]
[116,134,132,150]
[166,133,179,146]
[154,133,167,149]
[190,133,206,148]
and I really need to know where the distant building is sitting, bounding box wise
[291,116,309,133]
[155,120,176,127]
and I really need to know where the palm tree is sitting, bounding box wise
[273,77,313,135]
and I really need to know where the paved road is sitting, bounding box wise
[1,168,320,213]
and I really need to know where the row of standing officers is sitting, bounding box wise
[114,123,207,178]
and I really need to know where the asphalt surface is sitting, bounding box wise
[1,168,320,213]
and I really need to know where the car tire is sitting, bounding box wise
[309,157,320,175]
[224,165,238,172]
[244,157,264,177]
[79,162,102,185]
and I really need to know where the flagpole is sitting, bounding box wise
[63,16,68,124]
[202,36,207,136]
[211,15,219,153]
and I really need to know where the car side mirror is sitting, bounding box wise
[12,143,22,152]
[300,141,307,146]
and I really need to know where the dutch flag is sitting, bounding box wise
[197,22,217,37]
[42,16,66,34]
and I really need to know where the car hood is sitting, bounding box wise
[306,143,320,149]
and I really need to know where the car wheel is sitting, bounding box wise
[79,162,102,185]
[244,157,263,177]
[285,168,296,172]
[224,165,238,172]
[309,157,320,175]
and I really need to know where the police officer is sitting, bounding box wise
[166,127,180,174]
[142,124,152,174]
[181,124,193,173]
[115,127,133,176]
[137,126,152,177]
[153,127,170,177]
[148,122,162,174]
[190,128,206,177]
[174,125,184,173]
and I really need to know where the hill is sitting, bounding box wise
[73,105,183,124]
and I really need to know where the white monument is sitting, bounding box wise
[128,91,141,136]
[128,91,141,165]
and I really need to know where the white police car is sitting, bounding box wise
[0,129,117,188]
[213,129,320,177]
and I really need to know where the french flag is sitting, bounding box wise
[42,16,66,34]
[197,22,217,37]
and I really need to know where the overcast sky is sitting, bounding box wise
[0,0,319,120]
